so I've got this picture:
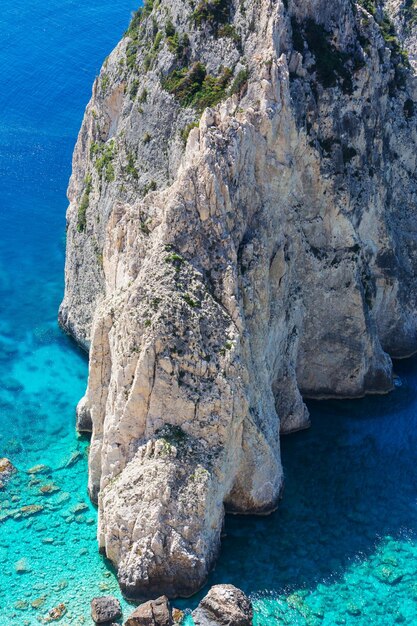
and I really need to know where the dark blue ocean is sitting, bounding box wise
[1,2,417,624]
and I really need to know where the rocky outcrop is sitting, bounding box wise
[61,0,417,599]
[192,585,253,626]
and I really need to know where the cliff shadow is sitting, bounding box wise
[184,355,417,604]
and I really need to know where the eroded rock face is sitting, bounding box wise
[61,0,417,599]
[192,585,253,626]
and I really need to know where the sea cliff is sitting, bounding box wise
[60,0,417,599]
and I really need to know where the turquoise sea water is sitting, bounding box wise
[1,2,417,625]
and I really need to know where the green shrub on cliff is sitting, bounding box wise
[163,63,233,110]
[90,140,116,183]
[192,0,232,30]
[77,175,92,233]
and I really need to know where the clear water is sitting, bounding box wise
[1,2,417,625]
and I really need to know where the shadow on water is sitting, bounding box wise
[192,356,417,604]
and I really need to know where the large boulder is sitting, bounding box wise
[192,585,253,626]
[91,595,122,624]
[124,596,172,626]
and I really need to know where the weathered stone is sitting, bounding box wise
[91,595,122,624]
[192,585,253,626]
[124,596,172,626]
[60,0,417,600]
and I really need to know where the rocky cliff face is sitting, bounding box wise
[60,0,417,599]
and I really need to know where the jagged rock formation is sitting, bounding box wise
[60,0,417,599]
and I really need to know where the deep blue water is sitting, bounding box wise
[2,1,417,625]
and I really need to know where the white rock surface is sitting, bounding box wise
[60,0,417,598]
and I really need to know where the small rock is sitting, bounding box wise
[192,585,253,626]
[172,608,184,624]
[39,483,60,495]
[124,596,172,626]
[44,602,67,622]
[71,502,88,515]
[0,458,16,488]
[31,596,46,609]
[15,558,31,573]
[91,595,122,624]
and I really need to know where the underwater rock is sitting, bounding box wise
[192,585,253,626]
[31,596,46,609]
[39,483,60,495]
[64,449,83,468]
[91,595,122,624]
[14,599,29,610]
[18,504,43,518]
[44,602,67,622]
[27,464,49,475]
[124,596,172,626]
[15,558,31,574]
[71,502,88,515]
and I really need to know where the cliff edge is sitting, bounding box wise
[60,0,417,599]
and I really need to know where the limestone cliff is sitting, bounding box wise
[60,0,417,599]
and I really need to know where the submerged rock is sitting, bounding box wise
[91,595,122,624]
[15,558,31,574]
[124,596,172,626]
[192,585,253,626]
[60,0,417,599]
[44,602,67,622]
[39,483,60,495]
[64,449,83,467]
[27,464,49,475]
[18,504,43,518]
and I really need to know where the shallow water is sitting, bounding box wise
[1,1,417,625]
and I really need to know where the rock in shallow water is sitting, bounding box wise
[124,596,172,626]
[192,585,253,626]
[91,595,122,624]
[0,458,16,488]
